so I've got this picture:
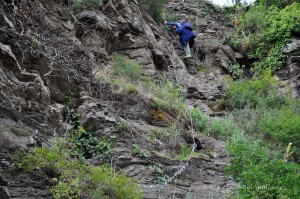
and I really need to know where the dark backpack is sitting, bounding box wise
[182,21,193,31]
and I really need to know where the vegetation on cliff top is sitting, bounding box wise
[225,1,300,73]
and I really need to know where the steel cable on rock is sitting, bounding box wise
[157,105,197,198]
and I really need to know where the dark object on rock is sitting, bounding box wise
[194,137,202,151]
[0,175,8,186]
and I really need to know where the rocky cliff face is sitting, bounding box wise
[0,0,254,198]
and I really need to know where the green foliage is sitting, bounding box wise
[132,144,148,158]
[228,63,245,79]
[256,0,300,8]
[151,76,186,111]
[139,0,168,23]
[240,3,300,72]
[174,145,191,160]
[224,70,279,109]
[225,97,300,161]
[107,55,187,112]
[147,160,169,183]
[173,145,201,161]
[163,12,180,25]
[64,90,81,129]
[70,0,101,13]
[68,126,113,159]
[52,180,81,199]
[112,54,144,81]
[226,132,300,198]
[11,127,30,136]
[211,116,242,139]
[13,138,141,199]
[32,37,41,47]
[90,166,142,199]
[166,124,183,149]
[147,130,158,140]
[116,120,128,131]
[190,108,208,133]
[259,108,300,146]
[221,70,300,197]
[64,91,113,160]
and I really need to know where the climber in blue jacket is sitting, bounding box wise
[165,21,196,58]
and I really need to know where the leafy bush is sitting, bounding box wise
[211,116,242,139]
[106,55,186,111]
[68,126,113,159]
[139,0,168,23]
[229,2,300,73]
[13,138,142,199]
[64,91,81,129]
[132,144,148,158]
[116,120,128,131]
[147,160,169,183]
[190,108,208,133]
[229,106,265,138]
[224,70,279,109]
[259,108,300,147]
[222,70,300,197]
[228,63,245,79]
[70,0,102,13]
[226,131,300,198]
[150,76,186,111]
[256,0,300,8]
[112,54,144,82]
[173,145,201,161]
[89,166,142,199]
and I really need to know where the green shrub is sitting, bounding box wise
[147,160,169,183]
[68,126,113,159]
[173,145,201,161]
[240,3,300,72]
[174,145,191,161]
[90,166,142,199]
[70,0,102,13]
[116,120,128,131]
[226,132,300,198]
[190,108,208,133]
[64,90,81,129]
[112,54,144,81]
[108,54,186,112]
[224,70,279,109]
[211,116,242,139]
[11,127,31,136]
[13,138,142,199]
[139,0,168,23]
[151,77,186,111]
[132,144,148,158]
[225,93,300,161]
[256,0,300,8]
[228,63,245,79]
[259,108,300,147]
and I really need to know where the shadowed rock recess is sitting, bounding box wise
[0,0,253,198]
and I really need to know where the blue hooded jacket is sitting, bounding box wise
[166,22,196,46]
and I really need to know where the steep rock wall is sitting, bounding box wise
[0,0,241,198]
